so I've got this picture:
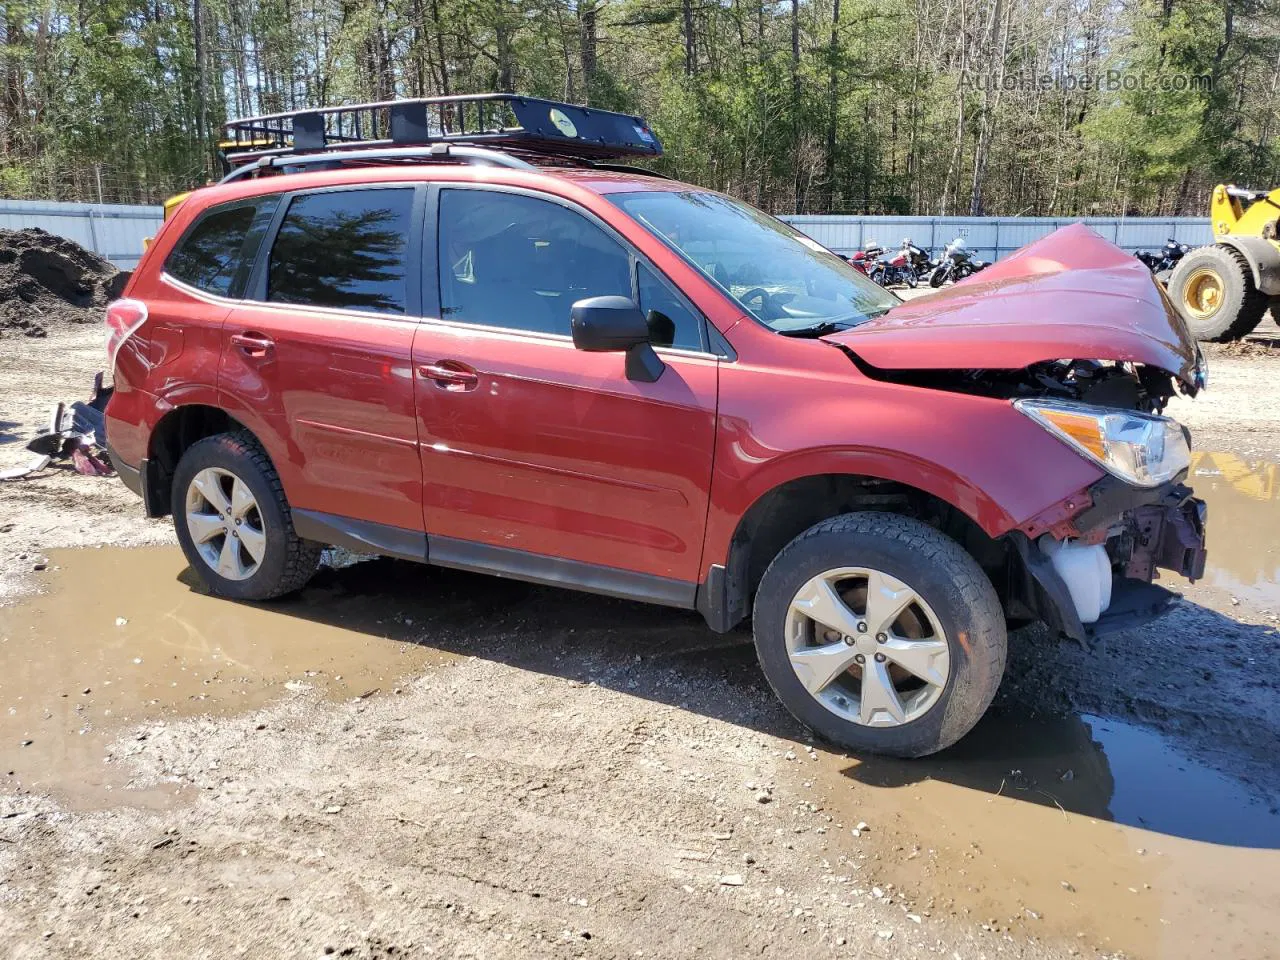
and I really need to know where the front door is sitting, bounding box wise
[411,185,718,590]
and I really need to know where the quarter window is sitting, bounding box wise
[266,189,414,314]
[166,198,277,297]
[637,262,705,350]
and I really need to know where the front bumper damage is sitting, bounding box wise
[1007,476,1207,643]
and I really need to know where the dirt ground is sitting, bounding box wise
[3,320,1280,960]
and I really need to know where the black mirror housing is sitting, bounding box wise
[570,296,665,383]
[571,296,651,351]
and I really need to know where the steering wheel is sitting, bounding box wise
[741,287,777,318]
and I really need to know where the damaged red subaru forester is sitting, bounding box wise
[103,96,1207,757]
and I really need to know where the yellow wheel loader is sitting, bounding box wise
[1167,184,1280,341]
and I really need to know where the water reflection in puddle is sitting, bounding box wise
[1190,451,1280,608]
[846,707,1279,848]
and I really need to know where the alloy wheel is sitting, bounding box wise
[184,467,267,581]
[784,566,950,727]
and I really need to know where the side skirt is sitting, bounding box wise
[292,509,428,562]
[429,535,698,609]
[291,509,699,611]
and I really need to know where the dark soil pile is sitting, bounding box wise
[0,227,128,338]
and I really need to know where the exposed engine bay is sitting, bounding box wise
[843,353,1185,414]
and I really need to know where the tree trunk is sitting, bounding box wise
[579,0,597,104]
[682,0,696,76]
[822,0,840,213]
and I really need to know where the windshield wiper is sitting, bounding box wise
[776,319,855,338]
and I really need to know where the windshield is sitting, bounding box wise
[607,190,898,334]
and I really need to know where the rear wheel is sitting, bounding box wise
[752,512,1007,758]
[171,431,322,600]
[1167,245,1269,341]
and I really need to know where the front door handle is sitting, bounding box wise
[417,361,479,390]
[230,332,275,357]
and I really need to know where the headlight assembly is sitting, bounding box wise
[1013,398,1190,488]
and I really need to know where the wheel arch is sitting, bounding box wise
[701,471,1012,633]
[144,404,262,517]
[1217,237,1280,296]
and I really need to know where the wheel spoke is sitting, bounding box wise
[789,641,862,695]
[238,525,266,565]
[192,469,231,515]
[880,637,949,687]
[217,535,245,579]
[789,576,862,638]
[863,570,916,636]
[230,478,257,520]
[187,511,225,544]
[860,658,906,725]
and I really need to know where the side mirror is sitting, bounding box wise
[570,296,665,383]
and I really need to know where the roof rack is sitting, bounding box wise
[219,94,663,178]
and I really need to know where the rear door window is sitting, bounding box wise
[166,197,277,298]
[265,188,415,315]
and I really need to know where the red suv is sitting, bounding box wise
[104,96,1208,757]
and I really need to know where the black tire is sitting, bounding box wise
[752,512,1006,758]
[1166,245,1269,342]
[171,431,322,601]
[928,266,947,288]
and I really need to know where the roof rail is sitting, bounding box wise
[219,143,535,184]
[219,94,662,174]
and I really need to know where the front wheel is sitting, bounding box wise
[1167,245,1269,341]
[752,512,1007,758]
[171,431,323,600]
[928,265,948,288]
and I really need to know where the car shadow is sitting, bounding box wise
[0,420,23,445]
[178,554,1280,850]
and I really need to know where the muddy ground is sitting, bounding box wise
[2,319,1280,960]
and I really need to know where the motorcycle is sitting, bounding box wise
[869,245,918,288]
[928,237,988,287]
[900,237,933,283]
[1134,238,1189,282]
[846,239,885,275]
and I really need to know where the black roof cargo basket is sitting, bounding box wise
[219,94,662,175]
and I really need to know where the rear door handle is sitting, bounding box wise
[230,332,275,356]
[417,361,479,389]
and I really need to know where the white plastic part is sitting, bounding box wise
[1039,537,1113,625]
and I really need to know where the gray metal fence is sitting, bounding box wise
[779,215,1214,262]
[0,199,1214,271]
[0,199,163,270]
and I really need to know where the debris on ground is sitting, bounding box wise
[0,227,127,338]
[1,374,114,481]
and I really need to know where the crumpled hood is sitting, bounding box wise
[823,223,1203,390]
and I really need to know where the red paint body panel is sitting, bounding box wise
[411,323,717,579]
[699,316,1105,570]
[219,302,425,532]
[104,165,1189,595]
[825,224,1200,388]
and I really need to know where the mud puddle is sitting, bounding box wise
[801,708,1280,959]
[0,546,452,806]
[1188,451,1280,608]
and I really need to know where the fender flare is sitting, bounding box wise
[1218,236,1280,295]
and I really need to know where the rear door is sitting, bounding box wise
[411,184,719,592]
[218,185,427,537]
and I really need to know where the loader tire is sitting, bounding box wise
[1167,245,1269,342]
